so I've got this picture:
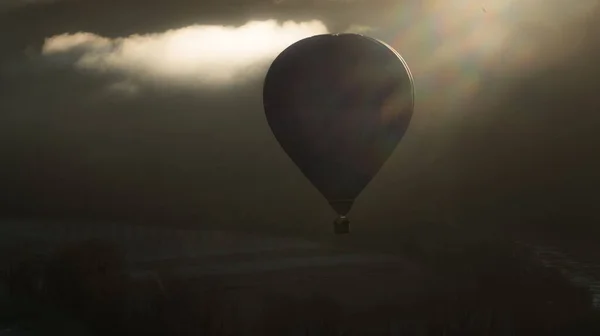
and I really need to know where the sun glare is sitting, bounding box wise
[376,0,597,115]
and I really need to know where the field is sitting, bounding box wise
[1,220,599,335]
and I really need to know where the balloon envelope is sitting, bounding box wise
[263,33,414,215]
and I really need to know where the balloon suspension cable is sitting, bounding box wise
[334,215,350,234]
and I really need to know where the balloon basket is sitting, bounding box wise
[334,216,350,235]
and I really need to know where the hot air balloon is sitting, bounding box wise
[263,34,414,234]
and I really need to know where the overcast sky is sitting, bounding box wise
[1,0,599,235]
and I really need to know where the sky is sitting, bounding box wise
[1,0,599,236]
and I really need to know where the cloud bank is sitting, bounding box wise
[41,19,328,92]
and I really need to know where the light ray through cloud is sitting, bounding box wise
[374,0,597,116]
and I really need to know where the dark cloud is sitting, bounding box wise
[0,63,330,232]
[1,0,600,237]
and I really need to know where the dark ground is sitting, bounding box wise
[1,220,599,335]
